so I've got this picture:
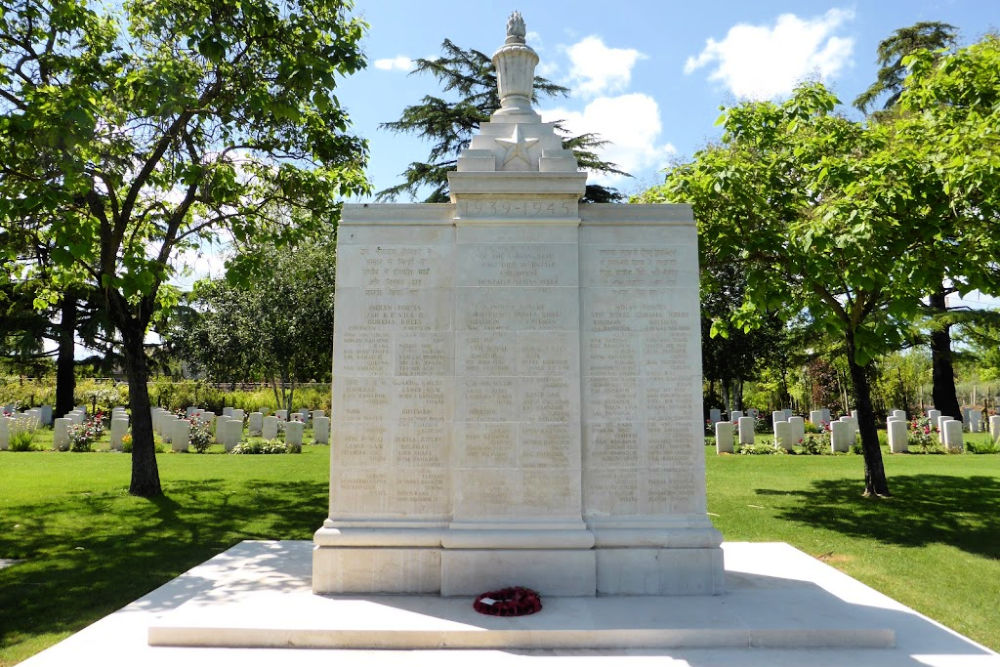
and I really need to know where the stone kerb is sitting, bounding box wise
[887,419,908,453]
[715,421,734,453]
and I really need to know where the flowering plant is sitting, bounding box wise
[189,419,213,453]
[68,415,104,452]
[473,587,542,616]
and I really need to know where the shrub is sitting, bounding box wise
[230,439,300,455]
[8,429,35,452]
[704,436,716,448]
[189,420,212,453]
[804,422,822,434]
[799,434,828,455]
[737,442,784,455]
[967,439,1000,455]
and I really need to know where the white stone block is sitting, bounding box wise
[737,416,755,445]
[771,411,785,426]
[788,416,805,446]
[830,420,851,453]
[942,419,964,452]
[441,550,596,596]
[221,419,242,451]
[223,407,234,417]
[285,421,304,446]
[314,417,330,445]
[937,415,952,441]
[809,409,824,425]
[927,409,941,424]
[887,419,908,454]
[262,416,279,440]
[231,408,245,423]
[248,412,264,436]
[730,410,743,423]
[595,547,724,595]
[990,415,1000,443]
[171,420,191,452]
[968,409,982,433]
[275,410,288,421]
[40,405,53,426]
[0,417,11,450]
[53,418,71,451]
[774,420,794,451]
[110,419,129,451]
[892,409,906,421]
[715,421,734,454]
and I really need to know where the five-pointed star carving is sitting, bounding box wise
[495,124,539,167]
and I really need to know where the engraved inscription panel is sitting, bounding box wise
[457,197,576,219]
[457,244,577,287]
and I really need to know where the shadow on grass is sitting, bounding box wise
[0,478,326,661]
[757,474,1000,559]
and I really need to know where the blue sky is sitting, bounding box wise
[338,0,1000,202]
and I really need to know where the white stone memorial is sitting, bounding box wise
[830,420,852,453]
[967,409,982,433]
[709,408,721,425]
[730,409,744,423]
[262,416,279,440]
[990,414,1000,443]
[715,421,734,454]
[942,419,964,452]
[313,14,722,598]
[774,420,794,451]
[40,404,53,426]
[313,416,330,444]
[788,416,805,446]
[887,419,908,453]
[285,420,304,446]
[248,412,264,436]
[737,416,755,445]
[809,409,824,425]
[771,411,785,427]
[110,418,129,451]
[221,418,242,451]
[926,408,941,424]
[53,417,71,451]
[171,420,191,452]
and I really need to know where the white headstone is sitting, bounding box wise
[821,408,831,424]
[942,419,964,452]
[937,415,952,439]
[185,405,199,418]
[314,14,722,599]
[892,409,906,421]
[291,412,306,423]
[962,407,971,424]
[285,420,304,446]
[171,419,191,452]
[787,416,805,447]
[830,420,851,453]
[75,405,86,416]
[275,409,288,421]
[248,412,264,436]
[738,416,755,445]
[747,408,759,419]
[730,409,744,423]
[311,409,326,421]
[262,416,279,440]
[198,410,215,426]
[40,405,53,426]
[887,419,908,453]
[53,417,71,451]
[231,408,245,423]
[709,408,721,425]
[715,421,734,454]
[0,417,11,450]
[783,409,793,420]
[967,409,982,433]
[771,411,785,427]
[221,418,242,451]
[988,414,1000,442]
[223,407,234,417]
[774,420,794,451]
[926,409,941,424]
[313,416,330,444]
[809,409,824,425]
[110,418,129,451]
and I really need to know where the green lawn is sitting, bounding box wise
[1,440,998,665]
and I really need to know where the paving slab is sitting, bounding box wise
[18,541,1000,667]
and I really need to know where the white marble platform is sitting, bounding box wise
[17,541,999,666]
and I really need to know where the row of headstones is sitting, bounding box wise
[51,406,121,450]
[715,411,860,454]
[709,407,767,424]
[0,406,53,449]
[151,406,331,452]
[886,409,1000,453]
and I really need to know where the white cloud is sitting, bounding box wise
[374,55,413,72]
[565,36,646,98]
[684,8,855,100]
[541,93,676,184]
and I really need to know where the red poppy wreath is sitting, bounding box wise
[473,586,542,616]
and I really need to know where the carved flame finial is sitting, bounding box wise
[505,11,526,44]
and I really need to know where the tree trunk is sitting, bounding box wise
[122,323,162,497]
[845,333,890,497]
[929,287,962,422]
[55,293,77,418]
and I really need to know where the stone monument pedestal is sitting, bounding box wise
[314,12,722,598]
